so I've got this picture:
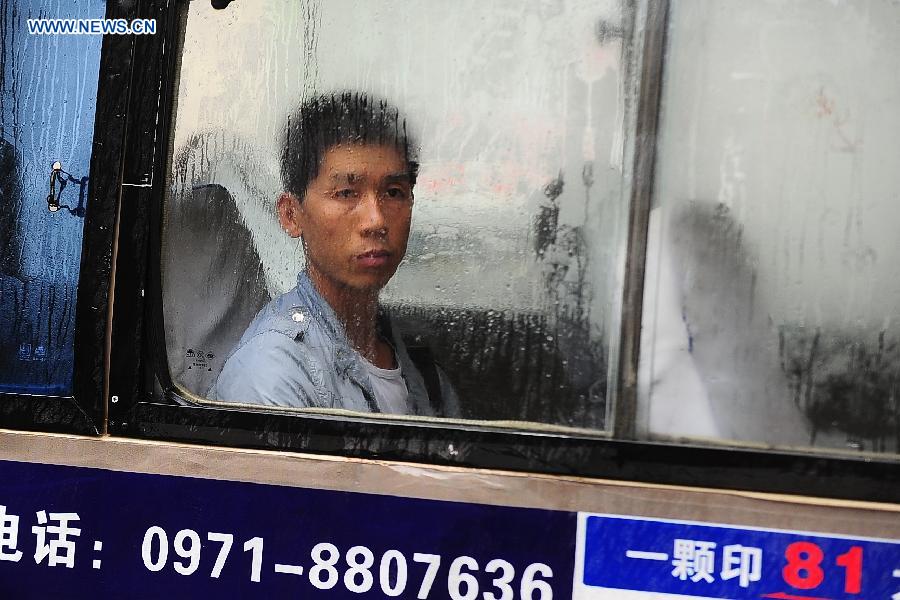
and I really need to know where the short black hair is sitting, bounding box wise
[280,91,419,200]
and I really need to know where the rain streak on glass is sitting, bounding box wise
[162,0,633,429]
[0,0,105,395]
[639,0,900,455]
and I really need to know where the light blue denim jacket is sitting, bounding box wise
[209,272,459,417]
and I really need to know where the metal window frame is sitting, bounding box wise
[613,0,668,440]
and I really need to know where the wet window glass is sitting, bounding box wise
[162,0,632,429]
[0,0,104,395]
[639,0,900,455]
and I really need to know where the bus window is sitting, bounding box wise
[638,0,900,455]
[0,0,105,396]
[160,0,632,430]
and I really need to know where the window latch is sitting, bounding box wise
[46,161,88,217]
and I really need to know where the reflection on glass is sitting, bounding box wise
[0,0,104,395]
[163,0,632,429]
[639,0,900,455]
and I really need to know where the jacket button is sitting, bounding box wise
[290,310,305,323]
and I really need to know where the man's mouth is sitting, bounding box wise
[356,249,391,268]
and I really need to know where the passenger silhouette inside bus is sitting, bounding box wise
[208,92,459,417]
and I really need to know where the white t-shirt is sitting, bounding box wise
[362,357,409,414]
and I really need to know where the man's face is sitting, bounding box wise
[278,143,413,292]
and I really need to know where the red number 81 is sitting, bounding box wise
[782,542,862,594]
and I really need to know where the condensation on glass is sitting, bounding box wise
[0,0,104,395]
[162,0,635,429]
[638,0,900,455]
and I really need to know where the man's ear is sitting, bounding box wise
[277,192,304,238]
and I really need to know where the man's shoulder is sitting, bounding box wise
[209,290,326,405]
[238,288,314,344]
[218,287,323,376]
[209,326,321,406]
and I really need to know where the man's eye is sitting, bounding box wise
[385,187,409,200]
[334,188,357,199]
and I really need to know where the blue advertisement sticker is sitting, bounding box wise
[0,460,574,599]
[582,515,900,599]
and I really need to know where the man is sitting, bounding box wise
[210,92,458,417]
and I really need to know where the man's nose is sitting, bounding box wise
[359,191,387,235]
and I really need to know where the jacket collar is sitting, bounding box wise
[294,271,430,414]
[295,271,347,344]
[293,271,388,377]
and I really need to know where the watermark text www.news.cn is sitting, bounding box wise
[27,19,156,35]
